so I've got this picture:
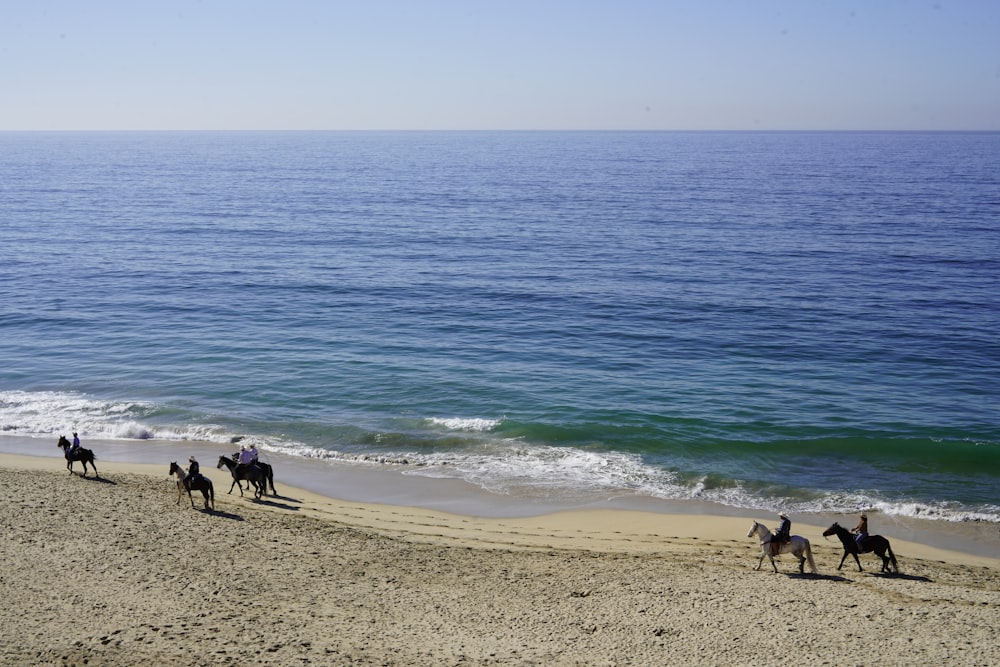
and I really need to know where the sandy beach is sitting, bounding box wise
[1,453,998,666]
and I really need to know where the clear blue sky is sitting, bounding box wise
[3,1,998,130]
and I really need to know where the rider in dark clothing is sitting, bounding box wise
[185,456,200,490]
[772,513,791,555]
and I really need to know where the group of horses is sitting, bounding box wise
[168,454,278,510]
[57,436,277,513]
[747,519,899,575]
[55,436,901,571]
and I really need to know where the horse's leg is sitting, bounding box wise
[229,477,242,496]
[851,552,863,572]
[755,549,765,571]
[769,554,778,573]
[876,548,890,573]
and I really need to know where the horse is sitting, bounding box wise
[217,455,266,499]
[823,522,898,574]
[169,461,215,511]
[747,520,818,574]
[56,435,99,478]
[231,452,277,496]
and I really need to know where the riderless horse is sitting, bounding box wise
[823,522,898,573]
[747,520,818,574]
[169,461,215,511]
[57,435,98,478]
[216,455,266,499]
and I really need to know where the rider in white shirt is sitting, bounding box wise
[237,446,255,465]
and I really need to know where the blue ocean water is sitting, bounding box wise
[1,131,998,523]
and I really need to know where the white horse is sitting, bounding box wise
[747,520,817,574]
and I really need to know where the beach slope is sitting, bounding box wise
[1,455,997,666]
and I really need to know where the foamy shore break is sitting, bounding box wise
[2,452,998,666]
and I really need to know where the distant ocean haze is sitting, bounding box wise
[0,130,997,522]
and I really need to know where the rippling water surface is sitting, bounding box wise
[2,131,998,522]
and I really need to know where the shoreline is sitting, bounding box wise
[3,437,997,568]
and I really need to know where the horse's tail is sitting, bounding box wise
[887,543,899,573]
[805,540,818,573]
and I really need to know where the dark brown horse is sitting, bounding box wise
[169,461,215,511]
[823,522,898,573]
[230,452,277,496]
[217,455,265,499]
[57,435,98,478]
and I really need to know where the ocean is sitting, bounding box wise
[1,130,998,526]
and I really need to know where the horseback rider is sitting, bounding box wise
[772,512,791,555]
[237,445,255,466]
[851,513,869,546]
[71,432,81,454]
[185,456,201,491]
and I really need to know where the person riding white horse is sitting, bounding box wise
[772,512,791,556]
[748,519,817,574]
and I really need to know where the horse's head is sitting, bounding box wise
[822,523,840,537]
[169,461,180,476]
[57,435,70,449]
[217,455,228,468]
[747,520,762,538]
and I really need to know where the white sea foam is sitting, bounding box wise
[0,390,234,444]
[426,416,503,432]
[2,390,996,524]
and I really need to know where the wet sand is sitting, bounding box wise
[1,453,998,666]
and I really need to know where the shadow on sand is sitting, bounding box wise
[870,571,930,583]
[254,496,302,511]
[785,572,852,583]
[78,474,116,486]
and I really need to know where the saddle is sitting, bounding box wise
[184,473,206,489]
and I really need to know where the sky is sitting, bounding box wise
[2,1,999,131]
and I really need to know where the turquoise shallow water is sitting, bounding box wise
[1,131,998,523]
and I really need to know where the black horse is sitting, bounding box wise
[169,461,215,511]
[57,435,98,478]
[231,452,277,496]
[217,455,266,499]
[823,522,899,573]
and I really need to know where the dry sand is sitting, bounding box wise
[1,453,997,666]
